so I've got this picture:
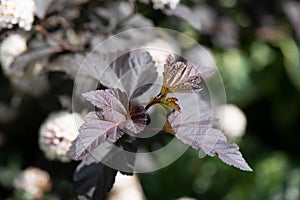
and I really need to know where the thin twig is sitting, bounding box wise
[34,25,78,52]
[145,92,164,111]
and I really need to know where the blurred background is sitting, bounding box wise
[0,0,300,199]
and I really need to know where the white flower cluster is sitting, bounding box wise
[214,104,247,142]
[13,167,51,199]
[0,34,27,76]
[151,0,180,10]
[0,33,49,97]
[0,0,35,31]
[108,173,145,200]
[142,38,181,75]
[39,111,84,162]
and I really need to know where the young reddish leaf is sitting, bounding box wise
[160,97,181,112]
[164,120,176,135]
[162,54,216,94]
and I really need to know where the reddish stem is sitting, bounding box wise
[34,25,78,52]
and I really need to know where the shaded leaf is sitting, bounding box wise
[73,133,138,199]
[126,105,148,134]
[113,51,157,99]
[79,50,157,99]
[74,156,117,200]
[45,53,85,78]
[34,0,55,19]
[34,0,86,19]
[11,46,57,76]
[108,134,138,175]
[162,54,215,94]
[79,51,121,85]
[92,164,117,200]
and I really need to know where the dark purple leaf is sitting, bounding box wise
[125,105,147,134]
[73,133,138,199]
[105,134,138,175]
[80,51,120,86]
[67,111,123,160]
[82,89,147,133]
[80,50,157,99]
[11,46,57,76]
[109,51,157,98]
[92,164,117,200]
[168,94,252,171]
[67,89,146,160]
[82,88,129,124]
[74,156,117,200]
[45,53,85,78]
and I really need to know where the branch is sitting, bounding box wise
[34,25,78,52]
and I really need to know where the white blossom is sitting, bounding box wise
[0,0,35,31]
[151,0,180,10]
[13,167,51,199]
[108,173,145,200]
[142,38,181,75]
[214,104,247,142]
[39,111,84,162]
[0,34,27,76]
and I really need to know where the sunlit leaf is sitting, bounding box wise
[67,89,146,160]
[82,88,129,124]
[168,94,252,171]
[162,54,215,94]
[67,111,122,160]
